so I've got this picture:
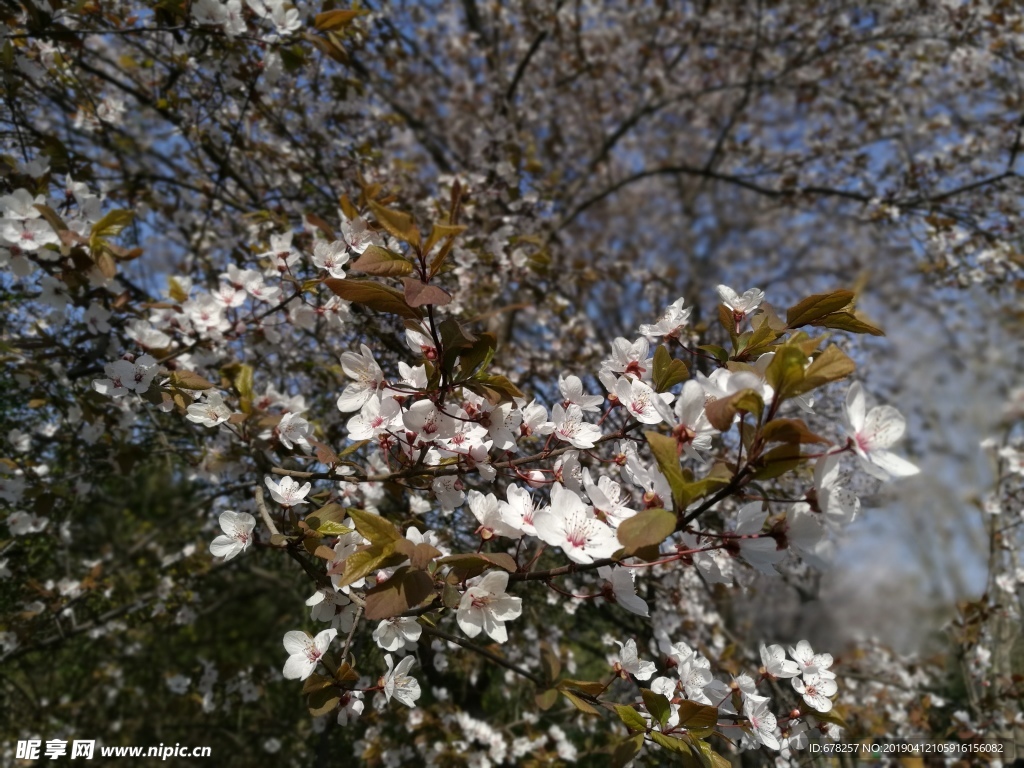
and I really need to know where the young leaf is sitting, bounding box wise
[652,346,689,392]
[617,508,676,555]
[788,344,856,396]
[363,566,434,620]
[676,701,719,729]
[402,277,452,307]
[704,389,763,431]
[368,200,420,247]
[325,278,422,319]
[560,690,600,716]
[641,689,672,730]
[614,704,649,732]
[813,310,884,336]
[645,431,689,511]
[610,734,645,768]
[350,245,414,277]
[169,370,215,391]
[348,508,401,545]
[786,290,854,327]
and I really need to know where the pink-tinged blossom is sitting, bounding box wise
[306,588,355,633]
[639,297,692,340]
[583,472,636,528]
[336,344,384,412]
[534,484,618,564]
[786,503,830,568]
[457,570,522,643]
[312,240,349,279]
[788,640,835,679]
[7,510,49,536]
[92,355,159,398]
[186,393,232,428]
[209,511,256,561]
[404,325,438,360]
[382,654,421,707]
[340,217,381,254]
[601,337,653,381]
[282,628,337,681]
[337,691,364,726]
[274,412,312,451]
[499,484,543,536]
[658,380,718,462]
[743,698,780,750]
[550,404,602,449]
[403,400,457,444]
[372,617,422,653]
[517,398,553,438]
[792,673,837,712]
[346,395,402,442]
[614,377,665,425]
[717,284,765,330]
[0,218,59,251]
[558,375,603,412]
[468,490,522,540]
[264,475,311,506]
[842,383,920,481]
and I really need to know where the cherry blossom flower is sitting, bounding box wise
[468,490,522,540]
[812,454,859,530]
[534,484,619,564]
[274,412,312,451]
[264,475,311,506]
[614,377,665,424]
[7,510,49,536]
[760,643,799,679]
[743,698,780,750]
[340,217,381,254]
[788,640,835,679]
[92,355,160,398]
[382,654,421,707]
[186,393,232,428]
[312,240,350,279]
[601,337,653,380]
[732,503,784,576]
[373,617,423,653]
[337,691,365,726]
[346,395,402,442]
[792,673,837,712]
[336,344,384,412]
[432,475,464,513]
[583,472,636,528]
[613,639,656,681]
[499,484,542,536]
[599,566,649,616]
[842,383,920,481]
[550,404,602,449]
[456,570,522,643]
[282,628,337,681]
[209,511,256,561]
[656,380,718,461]
[717,284,764,331]
[639,297,692,340]
[558,375,603,412]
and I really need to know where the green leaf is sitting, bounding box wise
[457,332,497,379]
[814,310,884,336]
[788,344,856,396]
[786,290,854,327]
[169,370,215,390]
[614,704,649,732]
[535,688,558,710]
[559,679,606,696]
[315,520,353,536]
[363,566,434,620]
[368,200,420,247]
[676,701,719,729]
[540,642,561,683]
[641,689,672,730]
[348,509,400,545]
[751,444,805,480]
[90,208,134,242]
[650,731,692,755]
[652,346,689,392]
[761,418,829,445]
[437,552,518,576]
[337,544,394,588]
[314,9,364,30]
[689,737,730,768]
[764,345,807,400]
[470,374,524,405]
[233,363,254,411]
[610,734,645,768]
[645,431,688,511]
[423,222,466,257]
[306,686,340,717]
[402,277,452,307]
[737,320,780,358]
[697,344,729,364]
[617,508,676,555]
[324,278,421,319]
[560,690,600,715]
[704,389,763,432]
[350,244,415,277]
